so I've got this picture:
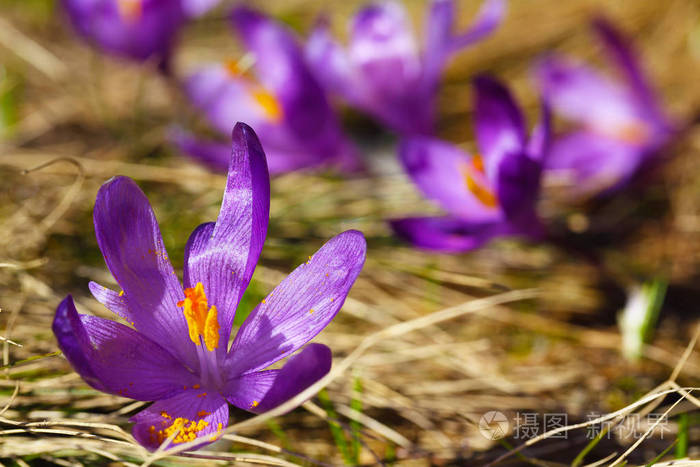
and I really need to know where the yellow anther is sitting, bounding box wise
[251,88,282,122]
[177,282,220,351]
[460,159,498,208]
[117,0,142,23]
[251,400,259,408]
[118,290,125,297]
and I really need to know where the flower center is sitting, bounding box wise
[460,155,498,208]
[177,282,220,351]
[117,0,142,23]
[223,59,283,122]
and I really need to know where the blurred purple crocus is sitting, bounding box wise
[534,18,675,197]
[305,0,506,135]
[391,76,550,252]
[53,123,366,451]
[175,7,363,175]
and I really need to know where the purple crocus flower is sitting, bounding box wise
[60,0,191,70]
[175,7,363,175]
[534,18,674,197]
[52,123,366,450]
[305,0,506,135]
[391,76,550,252]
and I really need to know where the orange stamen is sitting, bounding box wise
[177,282,220,351]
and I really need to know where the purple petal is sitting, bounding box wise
[254,343,331,413]
[60,0,184,63]
[170,129,230,173]
[224,370,279,412]
[592,17,666,127]
[230,7,336,142]
[225,344,331,413]
[53,295,199,401]
[495,151,542,229]
[226,230,366,374]
[534,55,650,143]
[449,0,505,51]
[473,75,526,180]
[184,123,270,351]
[93,176,195,369]
[526,100,552,162]
[88,281,130,321]
[348,2,421,98]
[184,65,278,136]
[546,131,644,195]
[399,137,500,222]
[305,19,358,102]
[181,0,220,18]
[131,390,229,451]
[390,216,508,252]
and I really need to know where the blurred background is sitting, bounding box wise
[1,0,699,465]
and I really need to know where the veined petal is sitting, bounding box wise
[53,296,199,401]
[473,75,526,181]
[399,137,500,222]
[131,390,229,451]
[226,231,365,374]
[545,131,643,196]
[390,216,508,252]
[171,129,230,173]
[88,281,130,321]
[348,2,421,98]
[227,344,331,414]
[93,176,195,369]
[184,123,270,351]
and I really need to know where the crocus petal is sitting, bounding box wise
[93,176,195,368]
[348,2,421,97]
[61,0,184,63]
[535,56,645,139]
[181,0,220,18]
[184,123,270,349]
[171,129,230,173]
[305,19,358,103]
[399,137,500,222]
[545,131,643,195]
[449,0,505,51]
[225,344,330,413]
[473,75,527,180]
[88,281,130,321]
[184,66,277,136]
[53,295,199,401]
[390,216,508,252]
[526,100,552,162]
[131,390,229,451]
[592,17,664,125]
[495,152,543,233]
[253,344,331,413]
[230,7,335,140]
[226,231,366,374]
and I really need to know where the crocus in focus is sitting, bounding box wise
[175,7,362,175]
[53,123,366,451]
[391,76,550,252]
[60,0,191,71]
[305,0,505,135]
[534,18,674,197]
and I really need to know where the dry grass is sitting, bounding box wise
[1,0,699,465]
